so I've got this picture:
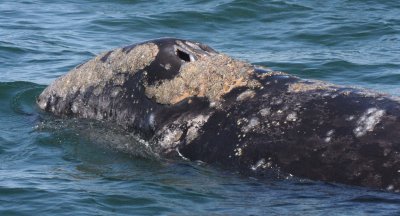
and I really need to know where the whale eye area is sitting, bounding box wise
[176,49,191,62]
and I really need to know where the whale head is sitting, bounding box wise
[37,38,259,136]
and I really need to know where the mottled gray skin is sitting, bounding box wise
[37,38,400,191]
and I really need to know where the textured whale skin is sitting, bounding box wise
[37,38,400,191]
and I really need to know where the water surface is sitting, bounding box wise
[1,0,400,215]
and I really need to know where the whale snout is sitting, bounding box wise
[36,38,222,121]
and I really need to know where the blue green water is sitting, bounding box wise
[1,0,400,215]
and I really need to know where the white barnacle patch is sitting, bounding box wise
[164,63,171,70]
[160,128,184,149]
[324,129,334,143]
[386,184,395,191]
[71,100,82,114]
[286,112,297,122]
[236,90,256,102]
[259,108,271,117]
[71,104,78,114]
[148,113,155,128]
[237,118,248,126]
[272,121,280,126]
[353,108,385,137]
[234,147,243,157]
[251,158,267,171]
[242,117,260,133]
[346,115,355,121]
[185,114,210,143]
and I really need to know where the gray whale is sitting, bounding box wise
[37,38,400,191]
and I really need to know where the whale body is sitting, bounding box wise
[37,38,400,191]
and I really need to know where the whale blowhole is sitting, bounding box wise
[176,48,192,62]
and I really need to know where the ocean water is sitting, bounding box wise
[1,0,400,215]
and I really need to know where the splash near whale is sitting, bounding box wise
[37,38,400,191]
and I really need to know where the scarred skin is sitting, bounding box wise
[37,38,400,191]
